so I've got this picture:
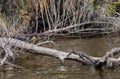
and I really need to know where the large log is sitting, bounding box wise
[0,37,120,68]
[0,37,85,63]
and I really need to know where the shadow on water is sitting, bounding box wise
[0,37,120,79]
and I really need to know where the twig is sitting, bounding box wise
[36,40,55,46]
[0,58,23,69]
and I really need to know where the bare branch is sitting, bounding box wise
[43,21,115,34]
[0,51,8,65]
[36,41,55,46]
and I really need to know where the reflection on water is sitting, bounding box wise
[0,37,120,79]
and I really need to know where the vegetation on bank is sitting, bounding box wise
[0,0,120,40]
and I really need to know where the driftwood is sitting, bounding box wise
[0,37,120,69]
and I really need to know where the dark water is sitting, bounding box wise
[0,37,120,79]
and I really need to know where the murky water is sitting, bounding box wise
[0,37,120,79]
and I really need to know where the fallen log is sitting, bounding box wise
[0,37,120,69]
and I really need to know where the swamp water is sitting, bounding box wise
[0,37,120,79]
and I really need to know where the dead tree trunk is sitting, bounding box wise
[0,37,120,69]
